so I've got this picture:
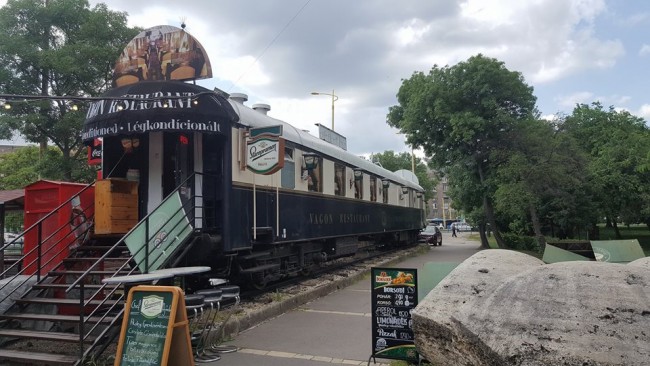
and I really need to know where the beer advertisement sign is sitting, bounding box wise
[246,125,285,175]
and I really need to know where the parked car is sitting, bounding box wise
[452,222,472,232]
[3,232,23,256]
[419,225,442,246]
[3,233,17,242]
[427,219,445,230]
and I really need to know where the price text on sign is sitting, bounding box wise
[370,267,418,362]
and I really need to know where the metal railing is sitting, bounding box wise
[0,172,217,364]
[0,182,95,301]
[64,172,211,363]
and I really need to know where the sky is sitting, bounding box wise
[3,0,650,158]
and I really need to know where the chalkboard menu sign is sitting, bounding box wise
[115,286,194,366]
[370,267,418,362]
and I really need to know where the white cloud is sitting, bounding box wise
[555,92,633,110]
[395,19,431,47]
[639,44,650,56]
[556,91,595,108]
[541,114,561,122]
[623,12,650,26]
[636,104,650,120]
[59,0,644,154]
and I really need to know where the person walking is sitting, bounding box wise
[452,224,457,237]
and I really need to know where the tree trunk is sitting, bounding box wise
[475,161,507,248]
[61,146,72,181]
[612,221,622,239]
[529,204,546,250]
[483,195,507,248]
[605,217,612,228]
[477,223,490,249]
[588,223,599,240]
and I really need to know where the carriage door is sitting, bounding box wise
[202,134,223,230]
[163,132,194,200]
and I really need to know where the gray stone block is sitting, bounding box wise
[412,250,650,365]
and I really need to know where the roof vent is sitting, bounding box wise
[252,103,271,115]
[230,93,248,104]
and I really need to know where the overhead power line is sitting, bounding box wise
[227,0,313,91]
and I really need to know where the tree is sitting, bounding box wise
[0,145,95,232]
[492,118,597,245]
[0,0,139,181]
[563,103,650,235]
[387,54,538,248]
[370,150,437,201]
[0,145,94,190]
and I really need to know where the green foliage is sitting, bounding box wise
[0,0,139,180]
[500,232,540,252]
[5,211,23,233]
[388,54,538,248]
[492,117,599,238]
[563,103,650,229]
[388,54,650,246]
[387,54,537,171]
[0,146,94,190]
[370,150,437,201]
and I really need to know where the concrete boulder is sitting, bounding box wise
[412,249,650,366]
[628,256,650,269]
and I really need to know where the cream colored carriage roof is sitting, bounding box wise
[229,100,423,191]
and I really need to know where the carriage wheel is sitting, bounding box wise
[300,265,313,277]
[250,272,267,290]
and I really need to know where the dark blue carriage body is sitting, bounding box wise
[226,184,424,251]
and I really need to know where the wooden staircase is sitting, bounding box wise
[0,236,135,365]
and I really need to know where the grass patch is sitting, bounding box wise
[467,233,498,249]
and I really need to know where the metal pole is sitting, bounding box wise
[331,89,335,131]
[37,222,42,281]
[411,147,415,174]
[441,197,446,229]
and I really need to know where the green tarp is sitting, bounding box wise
[590,239,645,263]
[542,244,591,264]
[543,239,645,264]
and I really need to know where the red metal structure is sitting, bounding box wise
[23,180,94,275]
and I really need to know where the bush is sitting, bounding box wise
[501,232,540,252]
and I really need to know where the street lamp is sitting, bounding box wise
[311,90,338,131]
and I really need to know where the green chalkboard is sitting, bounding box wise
[118,290,174,366]
[371,267,418,362]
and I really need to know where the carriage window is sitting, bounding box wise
[281,147,295,189]
[334,163,345,196]
[369,176,377,202]
[306,156,322,193]
[382,181,389,204]
[353,170,363,199]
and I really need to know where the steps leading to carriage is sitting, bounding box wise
[0,349,79,365]
[0,238,134,365]
[0,329,97,343]
[0,313,116,324]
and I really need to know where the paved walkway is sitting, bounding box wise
[208,231,482,365]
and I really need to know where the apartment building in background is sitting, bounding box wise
[428,174,458,222]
